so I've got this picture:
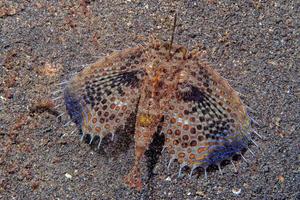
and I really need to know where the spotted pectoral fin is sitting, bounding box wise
[64,47,146,146]
[162,64,252,174]
[79,82,140,146]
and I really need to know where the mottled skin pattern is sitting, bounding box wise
[63,38,251,190]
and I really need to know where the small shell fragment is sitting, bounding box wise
[232,188,242,195]
[65,173,72,179]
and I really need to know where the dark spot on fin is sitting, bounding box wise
[64,88,83,127]
[205,136,249,165]
[181,85,205,102]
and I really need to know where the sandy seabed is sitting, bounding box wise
[0,1,299,199]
